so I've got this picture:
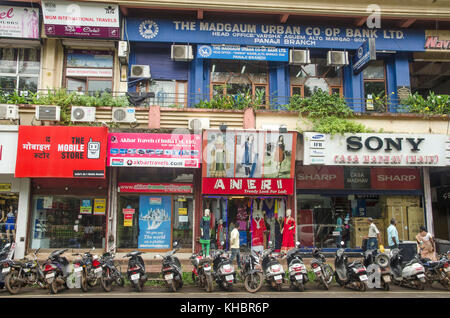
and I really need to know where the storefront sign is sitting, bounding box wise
[42,0,120,39]
[197,44,288,61]
[93,198,106,215]
[122,208,135,214]
[124,213,133,227]
[66,68,113,77]
[107,133,202,168]
[178,208,187,215]
[202,178,294,195]
[15,126,108,178]
[80,199,92,214]
[0,183,11,192]
[0,128,18,174]
[0,5,39,39]
[138,195,172,249]
[126,17,425,51]
[353,38,376,74]
[118,183,193,194]
[303,132,449,167]
[296,166,422,190]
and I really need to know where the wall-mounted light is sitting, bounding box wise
[296,70,302,78]
[241,65,246,74]
[279,125,288,133]
[212,64,216,73]
[64,186,69,191]
[219,123,227,133]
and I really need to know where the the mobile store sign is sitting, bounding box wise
[0,5,40,39]
[42,0,120,39]
[15,126,108,178]
[107,133,202,168]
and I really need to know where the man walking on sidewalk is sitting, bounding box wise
[229,222,241,269]
[364,217,381,250]
[387,218,399,249]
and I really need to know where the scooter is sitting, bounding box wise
[43,249,70,294]
[284,241,309,291]
[363,248,391,290]
[124,251,147,292]
[419,252,450,290]
[190,251,213,292]
[240,246,263,293]
[310,247,334,290]
[212,245,236,291]
[0,242,15,289]
[155,241,183,292]
[389,248,426,289]
[334,243,368,291]
[261,241,284,291]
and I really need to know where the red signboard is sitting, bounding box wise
[15,126,108,178]
[118,183,193,194]
[370,167,421,190]
[202,178,294,195]
[296,166,344,189]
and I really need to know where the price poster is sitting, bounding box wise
[93,198,106,215]
[80,199,92,214]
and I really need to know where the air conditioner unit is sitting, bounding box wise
[0,104,19,120]
[35,105,61,121]
[188,118,210,130]
[130,65,151,78]
[71,106,96,122]
[171,45,193,61]
[289,49,311,65]
[112,107,136,123]
[118,40,128,64]
[327,51,349,66]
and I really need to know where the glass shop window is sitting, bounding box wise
[0,47,40,92]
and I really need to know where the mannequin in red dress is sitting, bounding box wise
[281,209,295,253]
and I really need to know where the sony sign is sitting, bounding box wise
[346,136,424,152]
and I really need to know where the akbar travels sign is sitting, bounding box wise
[15,126,108,178]
[303,132,450,167]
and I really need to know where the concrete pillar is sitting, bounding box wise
[109,168,118,251]
[148,106,161,129]
[423,167,434,236]
[243,108,255,129]
[14,178,30,259]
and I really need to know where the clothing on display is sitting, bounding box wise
[236,205,248,231]
[210,135,229,178]
[216,221,225,249]
[281,216,296,252]
[274,217,283,251]
[277,199,286,218]
[263,199,275,218]
[251,216,266,247]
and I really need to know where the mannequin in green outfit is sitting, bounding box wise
[200,209,212,257]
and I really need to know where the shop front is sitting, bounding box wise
[201,129,297,254]
[14,126,108,252]
[300,132,450,250]
[107,132,202,252]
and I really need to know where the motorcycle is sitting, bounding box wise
[261,241,284,291]
[389,247,426,289]
[212,245,236,291]
[190,251,213,292]
[363,248,391,290]
[4,248,47,294]
[334,243,369,291]
[310,247,334,290]
[155,241,183,292]
[284,241,309,291]
[419,252,450,290]
[124,251,147,292]
[240,246,263,293]
[72,248,103,292]
[43,249,70,294]
[99,246,125,292]
[0,242,15,289]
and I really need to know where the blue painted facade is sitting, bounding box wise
[125,17,425,110]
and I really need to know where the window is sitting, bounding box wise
[290,58,342,97]
[363,60,386,111]
[210,60,269,108]
[137,79,188,107]
[64,49,114,95]
[0,48,40,92]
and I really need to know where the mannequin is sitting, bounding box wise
[200,209,212,256]
[250,210,266,254]
[4,206,16,242]
[216,219,225,249]
[274,215,283,252]
[281,209,295,253]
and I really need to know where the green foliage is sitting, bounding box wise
[400,92,450,116]
[195,89,262,110]
[311,116,371,135]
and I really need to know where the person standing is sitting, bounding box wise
[416,225,437,261]
[229,222,241,269]
[335,213,344,247]
[387,218,399,249]
[364,217,380,250]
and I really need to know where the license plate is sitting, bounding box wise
[2,268,10,274]
[226,275,234,281]
[74,267,83,273]
[295,274,302,280]
[130,273,140,281]
[274,275,282,281]
[46,273,55,279]
[313,267,321,273]
[23,268,30,272]
[359,275,368,281]
[165,274,173,280]
[417,273,425,278]
[204,266,211,271]
[383,275,391,283]
[94,267,102,273]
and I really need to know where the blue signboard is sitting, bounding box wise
[138,195,172,249]
[353,38,376,74]
[197,44,288,61]
[126,18,425,52]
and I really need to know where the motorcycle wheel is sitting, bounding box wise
[80,272,89,292]
[223,282,233,292]
[49,278,59,294]
[359,282,367,292]
[320,276,329,290]
[275,282,282,292]
[244,272,263,293]
[383,282,390,291]
[116,275,125,288]
[5,272,22,295]
[416,280,425,290]
[101,268,113,292]
[136,279,145,292]
[205,274,213,292]
[323,264,334,285]
[168,280,177,292]
[298,281,305,292]
[191,272,197,285]
[334,273,344,287]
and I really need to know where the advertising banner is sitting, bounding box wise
[352,38,376,74]
[138,195,172,249]
[124,213,133,227]
[15,126,108,178]
[303,132,450,167]
[93,198,106,215]
[0,129,18,174]
[126,17,425,51]
[107,133,202,168]
[0,5,39,39]
[202,178,294,195]
[118,183,193,194]
[42,0,119,39]
[80,199,92,214]
[197,44,288,61]
[66,68,113,77]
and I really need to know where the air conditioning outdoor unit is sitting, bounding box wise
[130,65,151,78]
[289,49,311,65]
[327,51,349,66]
[171,45,193,61]
[0,104,19,120]
[112,107,136,123]
[188,118,210,130]
[71,106,96,122]
[35,105,61,121]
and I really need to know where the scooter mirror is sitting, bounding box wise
[221,241,225,246]
[340,241,345,247]
[295,241,301,248]
[173,241,178,248]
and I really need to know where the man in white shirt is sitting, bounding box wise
[229,222,241,269]
[365,217,380,250]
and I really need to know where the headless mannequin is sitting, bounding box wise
[281,209,295,253]
[200,209,211,257]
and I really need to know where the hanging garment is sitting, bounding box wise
[277,199,286,219]
[274,140,286,164]
[251,217,266,247]
[267,217,276,243]
[216,223,225,249]
[263,199,275,218]
[275,218,283,251]
[213,199,221,222]
[236,205,248,231]
[281,217,296,252]
[199,216,211,242]
[253,199,264,216]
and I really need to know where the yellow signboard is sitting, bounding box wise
[0,183,11,192]
[124,213,133,227]
[93,198,106,215]
[178,208,188,215]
